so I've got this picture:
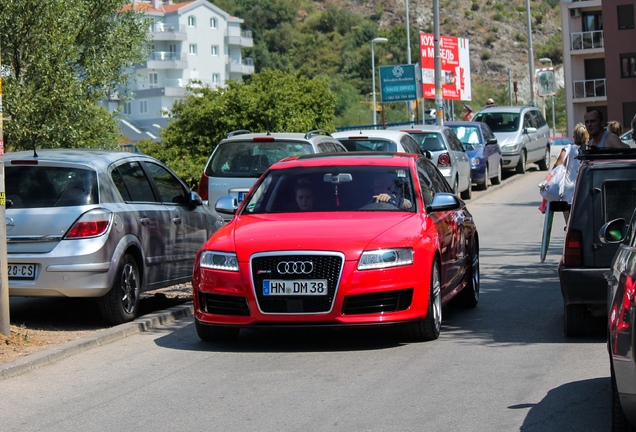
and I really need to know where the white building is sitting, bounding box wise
[113,0,254,142]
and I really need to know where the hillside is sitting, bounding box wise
[317,0,563,104]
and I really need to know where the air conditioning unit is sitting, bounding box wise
[570,9,581,18]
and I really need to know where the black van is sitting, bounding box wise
[559,148,636,336]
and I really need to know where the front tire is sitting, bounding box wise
[99,253,140,325]
[460,179,472,200]
[405,260,442,341]
[516,151,527,175]
[537,147,550,171]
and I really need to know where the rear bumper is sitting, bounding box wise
[558,266,608,306]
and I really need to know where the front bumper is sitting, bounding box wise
[501,151,521,169]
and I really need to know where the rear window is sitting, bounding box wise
[473,112,520,133]
[337,139,397,152]
[410,133,446,152]
[205,141,313,178]
[604,180,636,222]
[449,126,482,147]
[6,166,97,209]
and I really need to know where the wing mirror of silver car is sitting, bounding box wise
[598,218,626,244]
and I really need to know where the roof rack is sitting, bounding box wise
[578,146,636,161]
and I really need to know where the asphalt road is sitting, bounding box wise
[0,163,611,432]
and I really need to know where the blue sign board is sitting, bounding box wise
[379,64,419,103]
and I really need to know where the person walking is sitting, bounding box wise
[607,120,622,136]
[462,104,474,121]
[584,109,629,148]
[553,123,588,209]
[485,98,495,107]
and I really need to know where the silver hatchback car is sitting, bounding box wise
[5,149,223,324]
[391,124,472,199]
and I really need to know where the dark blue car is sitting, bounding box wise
[446,121,503,190]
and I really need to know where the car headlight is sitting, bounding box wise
[358,248,414,270]
[200,251,239,271]
[470,157,480,168]
[501,143,520,152]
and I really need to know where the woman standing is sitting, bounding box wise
[552,123,589,218]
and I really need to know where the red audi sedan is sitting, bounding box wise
[193,152,479,342]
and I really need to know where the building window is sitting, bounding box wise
[124,102,132,115]
[149,73,158,89]
[621,53,636,78]
[187,16,196,28]
[139,100,148,114]
[212,73,221,85]
[618,5,635,30]
[210,17,217,29]
[211,45,219,56]
[189,44,197,55]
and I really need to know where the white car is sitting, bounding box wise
[621,129,635,148]
[331,129,423,155]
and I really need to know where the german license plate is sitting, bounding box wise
[8,264,36,280]
[263,279,328,296]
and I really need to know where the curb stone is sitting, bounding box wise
[0,303,194,380]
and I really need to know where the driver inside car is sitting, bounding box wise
[371,176,412,209]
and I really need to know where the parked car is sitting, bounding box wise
[559,148,636,336]
[197,130,348,221]
[621,129,635,148]
[472,105,551,174]
[599,208,636,431]
[331,129,423,155]
[388,124,472,199]
[549,136,575,147]
[193,152,479,342]
[446,121,503,190]
[5,149,223,324]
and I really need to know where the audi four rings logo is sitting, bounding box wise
[277,261,313,274]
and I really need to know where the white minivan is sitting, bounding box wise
[472,105,551,174]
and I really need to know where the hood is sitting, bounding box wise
[217,212,417,261]
[494,132,521,146]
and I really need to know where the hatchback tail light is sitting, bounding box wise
[562,229,582,266]
[437,152,451,167]
[610,276,636,355]
[197,173,209,201]
[65,209,112,239]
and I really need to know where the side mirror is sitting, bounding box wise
[599,218,627,244]
[426,192,460,213]
[215,195,238,215]
[525,127,537,134]
[188,191,203,208]
[486,138,498,145]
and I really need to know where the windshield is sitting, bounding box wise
[473,112,520,133]
[241,166,415,214]
[206,141,314,178]
[449,126,482,151]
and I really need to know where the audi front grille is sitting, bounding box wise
[250,252,344,314]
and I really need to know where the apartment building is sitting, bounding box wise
[113,0,254,142]
[560,0,636,136]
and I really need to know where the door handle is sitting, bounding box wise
[173,217,182,226]
[140,217,151,226]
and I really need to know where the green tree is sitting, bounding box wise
[139,69,337,187]
[0,0,151,150]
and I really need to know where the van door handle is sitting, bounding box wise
[140,217,151,226]
[173,217,182,226]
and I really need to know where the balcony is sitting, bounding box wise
[143,52,188,70]
[226,31,253,48]
[570,30,604,51]
[572,79,606,99]
[227,57,255,75]
[151,23,187,41]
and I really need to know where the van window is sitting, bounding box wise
[604,180,636,222]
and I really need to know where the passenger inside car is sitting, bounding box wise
[294,180,314,211]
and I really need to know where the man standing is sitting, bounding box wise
[584,109,630,148]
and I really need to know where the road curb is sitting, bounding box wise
[0,303,194,380]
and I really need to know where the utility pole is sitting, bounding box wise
[434,0,443,125]
[525,0,535,105]
[0,41,9,337]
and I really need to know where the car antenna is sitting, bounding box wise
[32,142,39,158]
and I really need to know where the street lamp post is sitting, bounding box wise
[540,57,556,137]
[371,37,388,128]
